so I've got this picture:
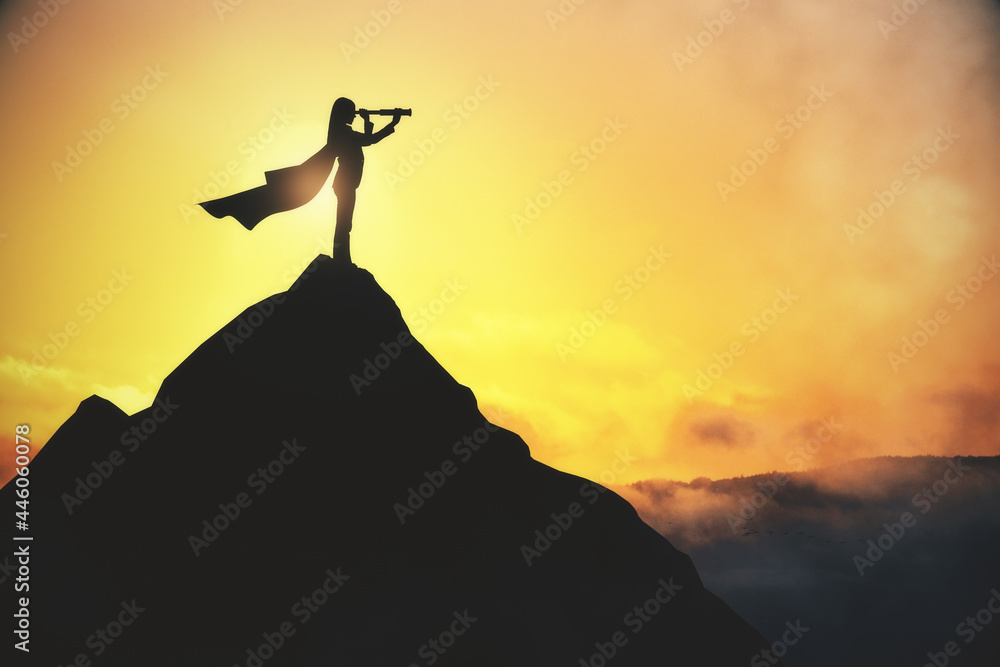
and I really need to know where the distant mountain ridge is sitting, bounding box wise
[2,255,777,666]
[617,455,1000,667]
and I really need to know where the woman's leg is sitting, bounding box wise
[333,187,356,264]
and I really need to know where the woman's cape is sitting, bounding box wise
[199,145,336,230]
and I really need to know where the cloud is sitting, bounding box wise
[616,454,1000,550]
[689,415,754,447]
[931,367,1000,455]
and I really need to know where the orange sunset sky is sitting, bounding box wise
[1,0,998,486]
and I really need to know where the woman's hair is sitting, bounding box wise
[331,97,356,125]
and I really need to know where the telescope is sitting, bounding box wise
[358,108,412,116]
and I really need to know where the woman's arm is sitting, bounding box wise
[358,110,401,146]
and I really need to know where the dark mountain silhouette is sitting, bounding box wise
[618,457,1000,667]
[2,256,778,666]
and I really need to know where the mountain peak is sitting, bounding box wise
[2,257,777,665]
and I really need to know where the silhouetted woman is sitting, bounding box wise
[199,97,402,266]
[327,97,400,265]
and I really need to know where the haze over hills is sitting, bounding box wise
[1,256,778,666]
[616,456,1000,667]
